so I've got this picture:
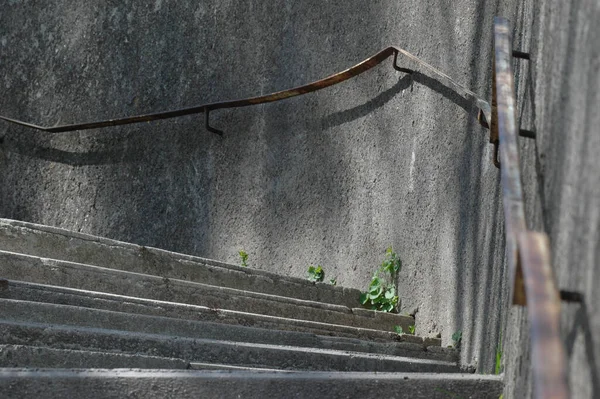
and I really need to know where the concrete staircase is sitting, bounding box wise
[0,219,503,398]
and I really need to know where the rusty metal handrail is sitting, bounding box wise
[493,17,568,399]
[0,47,491,135]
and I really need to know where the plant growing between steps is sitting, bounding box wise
[307,265,324,282]
[495,333,503,375]
[359,247,401,312]
[238,250,248,267]
[451,330,462,349]
[393,325,415,335]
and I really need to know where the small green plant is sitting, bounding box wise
[381,246,402,275]
[451,330,462,349]
[329,278,337,286]
[307,265,325,282]
[360,247,401,312]
[238,250,248,267]
[408,325,416,335]
[393,325,404,335]
[495,334,503,375]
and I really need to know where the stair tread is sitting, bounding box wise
[0,345,191,369]
[0,219,483,397]
[0,320,460,373]
[0,279,441,348]
[0,369,505,399]
[0,218,361,307]
[0,297,452,361]
[0,251,413,332]
[190,362,294,371]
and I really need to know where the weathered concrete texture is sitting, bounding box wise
[0,0,526,373]
[189,363,294,372]
[0,250,414,331]
[0,345,192,369]
[0,321,460,373]
[0,298,452,361]
[0,369,504,399]
[0,218,363,308]
[503,0,600,398]
[1,279,443,348]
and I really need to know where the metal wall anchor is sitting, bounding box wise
[479,48,534,168]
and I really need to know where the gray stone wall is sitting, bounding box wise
[505,0,600,397]
[6,2,596,397]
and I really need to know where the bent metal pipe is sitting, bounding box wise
[0,46,491,135]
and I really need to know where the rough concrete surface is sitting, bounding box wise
[503,0,600,398]
[0,369,505,399]
[0,218,364,308]
[0,345,192,369]
[0,0,521,371]
[0,298,450,360]
[1,1,596,397]
[0,320,460,373]
[0,250,414,331]
[1,279,440,347]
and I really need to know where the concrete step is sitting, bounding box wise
[0,251,414,332]
[0,369,505,399]
[189,362,294,371]
[0,298,454,362]
[0,345,191,369]
[0,321,460,373]
[0,280,445,355]
[0,347,293,373]
[0,218,361,308]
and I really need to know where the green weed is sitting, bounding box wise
[329,278,337,286]
[452,330,462,349]
[495,333,503,375]
[307,265,325,282]
[238,250,249,267]
[359,247,401,312]
[393,325,416,335]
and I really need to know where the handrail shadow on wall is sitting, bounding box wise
[0,47,491,136]
[0,17,571,398]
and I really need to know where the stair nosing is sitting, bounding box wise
[0,368,504,380]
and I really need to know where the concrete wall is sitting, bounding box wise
[5,1,596,396]
[505,0,600,397]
